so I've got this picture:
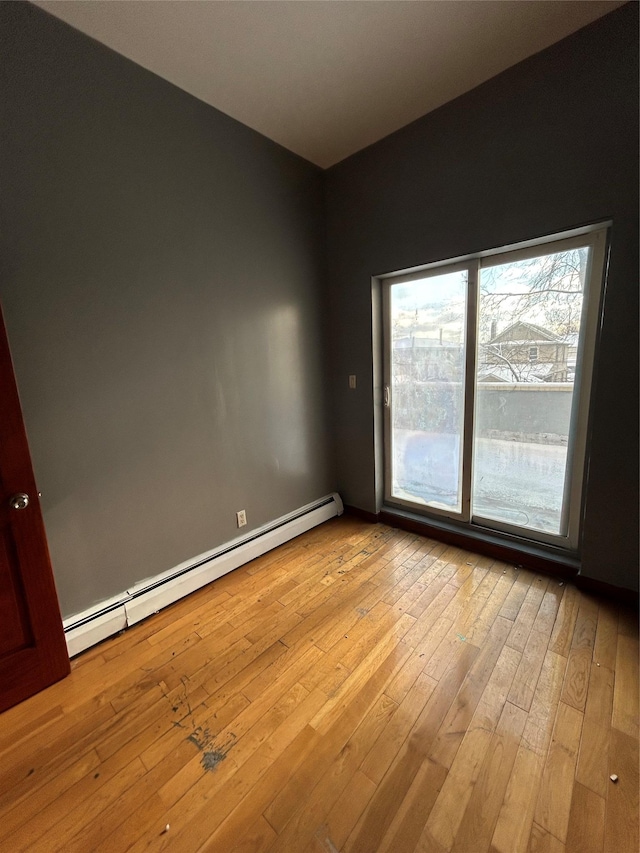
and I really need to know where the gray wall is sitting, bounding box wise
[0,2,334,616]
[1,3,637,610]
[325,3,639,590]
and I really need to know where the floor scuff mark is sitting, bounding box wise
[314,824,340,852]
[201,749,228,771]
[169,677,236,772]
[187,728,236,772]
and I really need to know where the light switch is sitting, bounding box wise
[348,374,357,389]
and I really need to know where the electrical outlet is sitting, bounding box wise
[236,509,247,528]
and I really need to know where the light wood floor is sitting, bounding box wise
[0,518,637,853]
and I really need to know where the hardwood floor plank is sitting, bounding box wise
[470,644,522,733]
[341,643,479,853]
[144,589,234,648]
[128,689,321,853]
[371,537,435,590]
[313,595,389,654]
[414,832,448,853]
[533,702,583,843]
[499,568,535,622]
[592,602,618,670]
[456,563,504,645]
[0,520,633,853]
[320,769,377,851]
[0,701,63,756]
[571,599,598,650]
[0,702,115,812]
[560,647,591,712]
[171,714,323,852]
[139,688,246,772]
[307,630,413,737]
[260,693,399,853]
[603,727,639,853]
[230,815,277,853]
[507,577,550,654]
[245,639,316,700]
[451,701,528,853]
[442,548,474,588]
[341,609,415,673]
[548,585,579,658]
[0,748,102,843]
[281,579,378,649]
[361,670,436,784]
[19,758,147,853]
[439,565,490,623]
[528,823,566,853]
[82,791,169,853]
[617,605,639,638]
[565,782,605,853]
[507,628,549,712]
[201,631,304,698]
[404,585,459,655]
[491,746,545,853]
[383,646,439,706]
[575,718,611,801]
[611,632,639,738]
[575,661,614,798]
[263,637,412,835]
[282,529,404,617]
[424,625,471,681]
[429,616,514,769]
[583,655,614,723]
[532,585,564,636]
[373,758,447,853]
[467,565,517,646]
[521,649,568,757]
[61,720,236,853]
[427,726,495,849]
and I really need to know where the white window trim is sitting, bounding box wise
[378,223,610,553]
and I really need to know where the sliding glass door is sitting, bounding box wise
[383,227,607,549]
[385,264,472,515]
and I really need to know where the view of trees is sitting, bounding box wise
[479,248,586,339]
[392,247,586,386]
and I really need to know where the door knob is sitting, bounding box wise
[10,493,29,510]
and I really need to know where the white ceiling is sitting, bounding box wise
[34,1,625,168]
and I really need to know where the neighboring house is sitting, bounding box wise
[478,321,570,383]
[565,333,580,381]
[393,334,463,383]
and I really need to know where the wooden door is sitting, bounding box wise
[0,304,69,713]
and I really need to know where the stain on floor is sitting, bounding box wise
[201,749,228,771]
[169,678,236,772]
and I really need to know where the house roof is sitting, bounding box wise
[489,321,560,344]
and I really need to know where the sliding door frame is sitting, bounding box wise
[378,223,610,554]
[382,260,477,523]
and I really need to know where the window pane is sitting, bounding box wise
[390,270,467,512]
[473,247,589,534]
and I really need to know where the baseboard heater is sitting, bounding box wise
[63,492,343,658]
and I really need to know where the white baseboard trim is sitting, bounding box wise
[63,492,343,657]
